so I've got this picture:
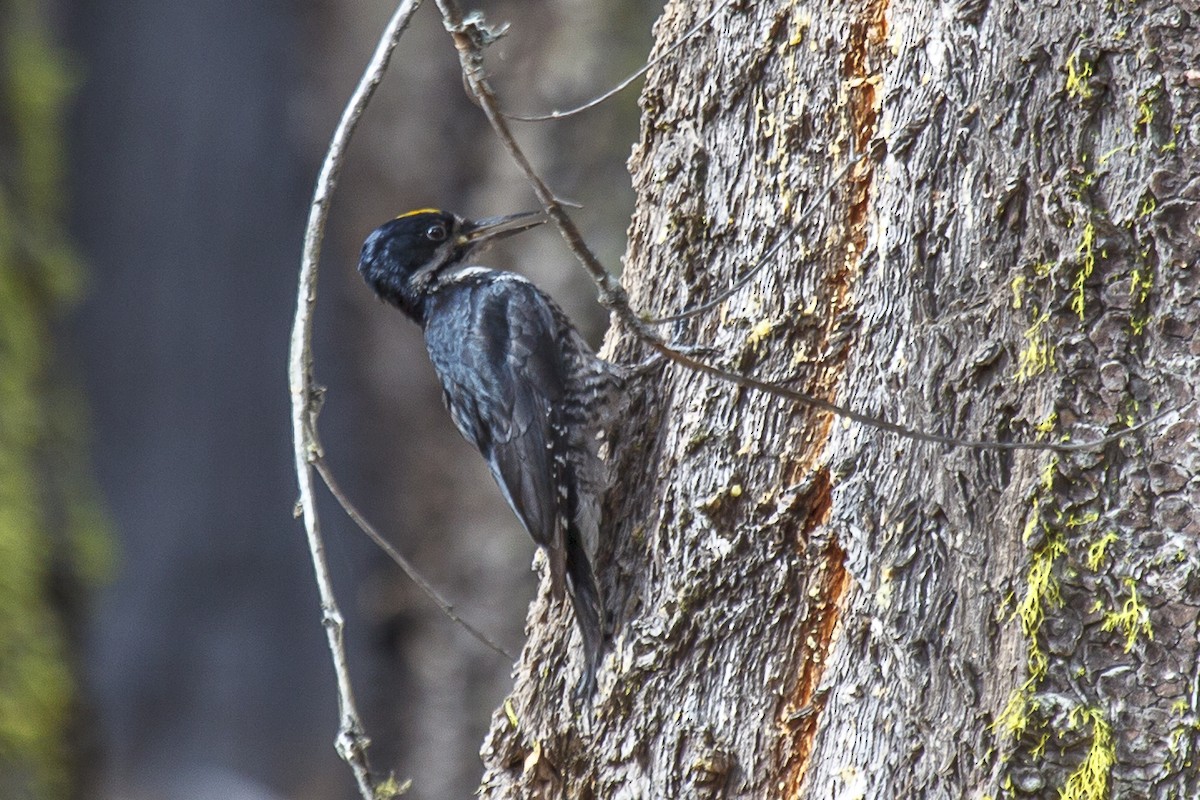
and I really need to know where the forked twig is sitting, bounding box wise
[288,1,422,797]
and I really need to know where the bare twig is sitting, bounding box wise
[314,458,513,660]
[435,1,1165,454]
[288,2,422,797]
[436,1,628,312]
[503,0,732,122]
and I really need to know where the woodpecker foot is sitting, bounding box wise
[627,351,666,378]
[665,341,719,359]
[572,668,598,705]
[626,342,719,379]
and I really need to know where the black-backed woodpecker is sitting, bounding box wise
[358,209,618,696]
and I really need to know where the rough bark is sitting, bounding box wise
[478,0,1200,798]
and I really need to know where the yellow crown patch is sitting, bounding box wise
[396,208,442,219]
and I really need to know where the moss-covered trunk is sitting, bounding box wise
[478,0,1199,796]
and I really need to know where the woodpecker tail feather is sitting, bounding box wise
[564,522,605,699]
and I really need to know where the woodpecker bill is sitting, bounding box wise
[358,208,618,696]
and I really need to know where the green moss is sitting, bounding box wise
[0,3,110,797]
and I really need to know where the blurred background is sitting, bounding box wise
[1,1,657,798]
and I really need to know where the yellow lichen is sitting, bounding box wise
[1015,530,1066,681]
[1070,221,1098,320]
[1039,455,1059,491]
[992,687,1037,740]
[746,318,778,349]
[1016,308,1056,382]
[1084,532,1118,571]
[1130,255,1152,336]
[0,6,111,796]
[1031,731,1050,760]
[1065,52,1094,101]
[1134,101,1154,135]
[1100,577,1153,652]
[373,775,412,798]
[1011,275,1027,309]
[1060,707,1114,800]
[1035,413,1059,437]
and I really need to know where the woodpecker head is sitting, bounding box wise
[358,208,546,317]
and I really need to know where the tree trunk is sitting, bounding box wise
[479,0,1200,797]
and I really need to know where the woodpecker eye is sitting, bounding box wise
[425,223,448,242]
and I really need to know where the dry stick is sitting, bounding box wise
[291,3,508,663]
[503,0,733,122]
[437,1,627,313]
[288,1,422,797]
[437,2,1168,454]
[314,458,513,660]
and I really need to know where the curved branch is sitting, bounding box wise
[288,2,423,797]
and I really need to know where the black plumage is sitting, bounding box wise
[358,209,616,695]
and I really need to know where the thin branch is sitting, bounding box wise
[436,1,1168,455]
[436,1,628,312]
[314,458,513,660]
[503,0,732,122]
[288,2,422,797]
[638,342,1172,451]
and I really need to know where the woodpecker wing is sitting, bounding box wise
[422,271,570,596]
